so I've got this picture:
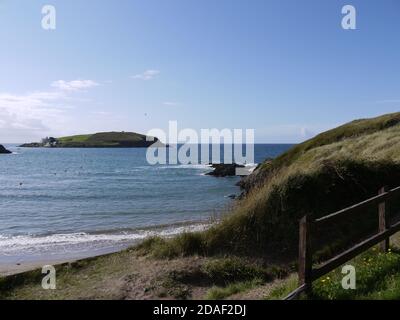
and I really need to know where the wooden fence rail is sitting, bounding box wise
[284,185,400,300]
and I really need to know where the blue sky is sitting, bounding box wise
[0,0,399,143]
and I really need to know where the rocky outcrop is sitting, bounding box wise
[0,145,11,154]
[19,142,42,148]
[206,163,245,177]
[236,160,273,193]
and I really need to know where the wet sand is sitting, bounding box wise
[0,245,128,276]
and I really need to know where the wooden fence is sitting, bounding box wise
[284,185,400,300]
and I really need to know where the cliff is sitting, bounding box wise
[140,112,400,259]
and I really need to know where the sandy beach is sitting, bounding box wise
[0,245,129,276]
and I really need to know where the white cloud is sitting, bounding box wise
[0,79,100,142]
[92,111,112,116]
[0,91,67,141]
[51,79,99,91]
[163,101,180,106]
[131,70,160,81]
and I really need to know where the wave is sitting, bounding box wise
[160,164,212,170]
[243,163,258,173]
[0,223,210,256]
[243,163,257,167]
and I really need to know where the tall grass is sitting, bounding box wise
[137,113,400,261]
[205,279,263,300]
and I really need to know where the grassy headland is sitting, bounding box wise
[139,112,400,260]
[3,112,400,300]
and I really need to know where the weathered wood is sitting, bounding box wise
[283,284,307,300]
[298,215,312,295]
[312,219,400,281]
[378,186,389,252]
[315,186,400,224]
[284,185,400,300]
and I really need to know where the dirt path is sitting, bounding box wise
[1,248,290,300]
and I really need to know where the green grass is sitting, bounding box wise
[149,255,287,300]
[56,131,155,147]
[266,247,400,300]
[200,257,280,284]
[312,248,400,300]
[264,274,299,300]
[135,233,207,258]
[205,278,264,300]
[58,134,91,143]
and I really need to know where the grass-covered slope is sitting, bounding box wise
[21,131,158,148]
[272,112,400,169]
[266,246,400,300]
[239,112,400,192]
[141,112,400,260]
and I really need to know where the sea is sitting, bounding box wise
[0,144,293,267]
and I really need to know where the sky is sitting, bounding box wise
[0,0,399,143]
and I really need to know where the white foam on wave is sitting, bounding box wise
[167,163,259,175]
[160,164,212,170]
[0,223,210,256]
[243,163,257,167]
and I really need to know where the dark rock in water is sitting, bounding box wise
[227,194,237,199]
[0,145,11,154]
[206,163,245,177]
[19,142,42,148]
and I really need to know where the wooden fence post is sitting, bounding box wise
[378,186,389,252]
[299,215,312,296]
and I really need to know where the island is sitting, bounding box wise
[19,131,160,148]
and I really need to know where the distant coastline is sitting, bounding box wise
[19,131,160,148]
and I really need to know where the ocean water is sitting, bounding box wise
[0,144,292,265]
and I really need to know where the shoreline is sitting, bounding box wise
[0,220,212,276]
[0,247,123,277]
